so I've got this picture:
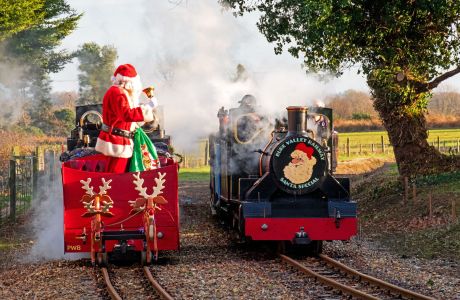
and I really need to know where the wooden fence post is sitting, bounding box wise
[33,147,39,199]
[49,150,56,182]
[381,136,385,153]
[9,160,16,221]
[371,143,375,153]
[204,140,209,166]
[437,136,440,152]
[346,138,350,157]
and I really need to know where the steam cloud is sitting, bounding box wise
[0,51,28,127]
[54,0,369,151]
[28,153,86,260]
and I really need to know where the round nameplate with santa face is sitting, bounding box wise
[271,135,327,194]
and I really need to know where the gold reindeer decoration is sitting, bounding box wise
[130,172,168,263]
[80,178,114,217]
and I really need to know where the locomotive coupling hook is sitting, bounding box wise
[335,210,342,228]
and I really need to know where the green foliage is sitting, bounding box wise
[223,1,460,78]
[222,1,460,175]
[3,0,81,73]
[0,0,81,134]
[53,107,75,133]
[0,0,45,41]
[351,113,371,120]
[76,42,118,105]
[10,124,45,136]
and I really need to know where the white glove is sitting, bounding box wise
[146,97,158,109]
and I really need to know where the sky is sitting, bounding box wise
[50,0,460,149]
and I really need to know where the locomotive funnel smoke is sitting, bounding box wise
[57,0,364,152]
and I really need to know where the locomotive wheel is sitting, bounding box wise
[309,241,323,256]
[277,241,287,254]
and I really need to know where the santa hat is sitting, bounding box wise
[111,64,142,92]
[295,143,314,159]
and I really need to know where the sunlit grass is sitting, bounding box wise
[179,166,210,181]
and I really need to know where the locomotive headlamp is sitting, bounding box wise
[261,223,268,231]
[157,232,164,239]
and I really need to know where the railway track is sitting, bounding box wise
[101,266,174,300]
[280,254,436,300]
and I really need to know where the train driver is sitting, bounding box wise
[95,64,158,173]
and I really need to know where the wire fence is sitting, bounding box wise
[176,135,460,167]
[0,146,61,224]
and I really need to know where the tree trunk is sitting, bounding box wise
[368,73,460,176]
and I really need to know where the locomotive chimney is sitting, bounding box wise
[286,106,308,136]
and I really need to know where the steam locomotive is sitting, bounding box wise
[209,100,357,254]
[61,104,179,265]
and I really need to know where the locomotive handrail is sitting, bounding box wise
[79,110,103,128]
[233,113,266,144]
[259,131,275,176]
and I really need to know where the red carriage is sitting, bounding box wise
[61,105,179,265]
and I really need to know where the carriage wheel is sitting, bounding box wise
[141,250,152,266]
[97,252,108,266]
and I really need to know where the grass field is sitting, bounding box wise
[339,128,460,144]
[179,166,210,181]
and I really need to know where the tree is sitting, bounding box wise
[325,90,375,119]
[223,1,460,176]
[0,0,45,41]
[1,0,81,133]
[76,42,118,105]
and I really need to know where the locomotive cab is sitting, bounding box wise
[210,104,357,254]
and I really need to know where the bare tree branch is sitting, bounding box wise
[427,66,460,90]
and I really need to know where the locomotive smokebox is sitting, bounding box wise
[287,106,308,136]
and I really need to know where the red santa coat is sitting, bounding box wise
[95,86,155,158]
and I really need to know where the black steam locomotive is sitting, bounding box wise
[66,104,171,152]
[209,99,357,254]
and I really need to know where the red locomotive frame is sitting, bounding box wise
[62,154,179,265]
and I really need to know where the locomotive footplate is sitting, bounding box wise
[101,230,145,241]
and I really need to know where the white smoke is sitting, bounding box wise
[53,0,369,151]
[28,152,87,261]
[0,52,29,127]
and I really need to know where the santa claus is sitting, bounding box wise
[283,143,317,184]
[95,64,157,173]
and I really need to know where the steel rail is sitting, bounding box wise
[319,254,436,300]
[101,267,122,300]
[280,254,379,300]
[143,266,174,300]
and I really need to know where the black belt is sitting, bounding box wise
[101,123,135,139]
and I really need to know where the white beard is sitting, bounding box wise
[283,156,317,184]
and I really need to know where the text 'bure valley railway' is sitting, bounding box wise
[209,97,357,254]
